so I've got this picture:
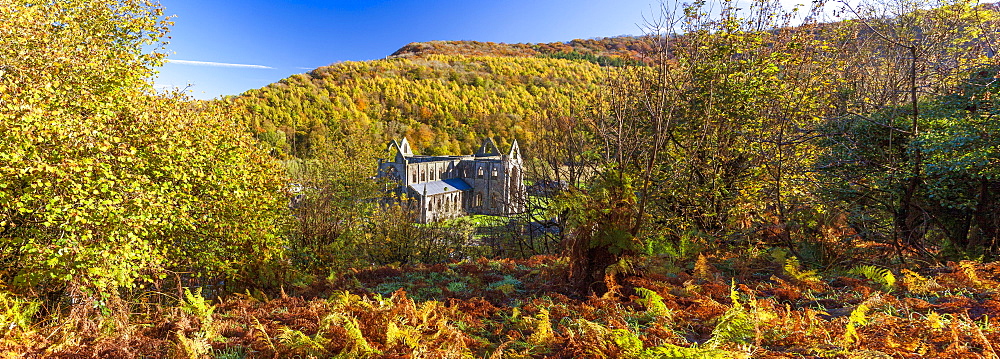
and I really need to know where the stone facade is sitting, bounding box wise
[377,138,526,223]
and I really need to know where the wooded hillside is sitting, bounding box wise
[228,54,608,159]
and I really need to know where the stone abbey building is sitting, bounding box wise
[377,138,526,223]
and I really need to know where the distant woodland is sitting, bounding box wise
[228,54,606,158]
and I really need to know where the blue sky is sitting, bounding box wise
[154,0,824,99]
[153,0,676,99]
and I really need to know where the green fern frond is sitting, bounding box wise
[635,287,673,320]
[277,326,328,354]
[328,290,364,310]
[843,303,870,345]
[385,321,403,348]
[784,256,822,287]
[528,308,554,346]
[706,304,756,349]
[181,288,215,322]
[701,282,755,349]
[611,329,644,356]
[0,292,40,331]
[848,304,870,327]
[181,287,218,340]
[644,343,739,358]
[844,295,883,346]
[384,321,422,349]
[332,313,381,358]
[848,265,896,291]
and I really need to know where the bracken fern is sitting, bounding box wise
[959,261,985,288]
[783,256,823,289]
[901,269,942,295]
[848,265,896,291]
[528,308,555,347]
[844,295,881,346]
[277,326,328,356]
[0,292,40,333]
[705,283,756,349]
[635,287,673,320]
[181,288,217,339]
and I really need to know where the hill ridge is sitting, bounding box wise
[388,36,657,63]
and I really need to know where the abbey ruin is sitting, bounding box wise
[377,138,526,223]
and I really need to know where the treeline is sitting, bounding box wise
[542,51,645,67]
[389,36,657,62]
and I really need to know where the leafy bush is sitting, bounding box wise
[0,0,290,301]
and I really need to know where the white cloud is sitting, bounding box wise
[166,59,274,69]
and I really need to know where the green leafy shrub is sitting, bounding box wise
[0,0,291,302]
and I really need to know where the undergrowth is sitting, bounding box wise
[1,256,999,358]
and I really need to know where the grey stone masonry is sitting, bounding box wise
[377,138,526,223]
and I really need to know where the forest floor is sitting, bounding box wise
[4,254,1000,358]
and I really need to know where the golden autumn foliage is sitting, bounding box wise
[227,54,610,159]
[0,0,290,300]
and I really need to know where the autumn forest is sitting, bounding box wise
[2,0,1000,357]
